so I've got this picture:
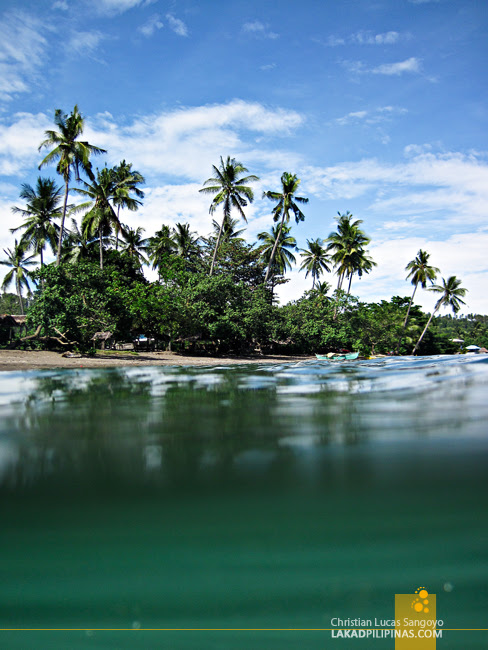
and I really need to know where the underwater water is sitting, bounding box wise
[0,354,487,649]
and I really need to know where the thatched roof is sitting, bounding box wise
[92,331,113,340]
[0,314,24,327]
[10,315,26,326]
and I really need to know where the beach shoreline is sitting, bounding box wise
[0,349,313,371]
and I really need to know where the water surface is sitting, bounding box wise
[1,355,487,648]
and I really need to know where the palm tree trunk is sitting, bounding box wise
[209,216,226,276]
[395,284,417,354]
[411,306,438,355]
[16,277,24,316]
[99,228,103,270]
[115,206,121,250]
[347,272,353,295]
[264,215,286,284]
[56,177,69,266]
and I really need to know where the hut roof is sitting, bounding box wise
[92,331,113,340]
[0,314,21,327]
[10,315,27,326]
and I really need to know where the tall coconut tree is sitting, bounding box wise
[299,238,331,289]
[10,177,63,268]
[257,224,297,297]
[38,105,106,265]
[345,248,377,295]
[112,160,145,249]
[412,276,467,355]
[172,223,201,262]
[211,215,246,244]
[74,167,120,270]
[61,218,100,264]
[326,212,370,292]
[148,225,176,276]
[120,226,149,267]
[199,156,259,276]
[262,172,308,284]
[396,250,440,354]
[0,240,37,315]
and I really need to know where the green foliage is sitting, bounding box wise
[28,262,133,350]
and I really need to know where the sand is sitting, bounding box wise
[0,349,313,372]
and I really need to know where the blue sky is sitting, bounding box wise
[1,0,487,313]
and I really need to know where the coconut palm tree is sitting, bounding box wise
[299,238,331,289]
[112,160,145,249]
[257,224,297,297]
[75,167,120,270]
[10,177,63,268]
[211,215,246,243]
[396,250,440,354]
[326,212,370,292]
[0,240,37,315]
[199,156,259,276]
[120,226,149,266]
[38,105,106,265]
[147,225,176,276]
[262,172,308,284]
[61,218,100,264]
[412,276,467,355]
[344,248,377,295]
[172,223,201,265]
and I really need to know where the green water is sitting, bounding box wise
[1,356,488,648]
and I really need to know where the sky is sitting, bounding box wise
[0,0,487,314]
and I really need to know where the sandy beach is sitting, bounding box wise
[0,349,313,372]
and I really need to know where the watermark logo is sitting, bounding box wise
[412,587,430,614]
[395,587,439,649]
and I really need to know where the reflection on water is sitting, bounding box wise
[1,355,488,648]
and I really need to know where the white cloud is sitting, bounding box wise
[0,11,49,101]
[260,63,277,71]
[68,30,106,57]
[242,20,279,40]
[372,57,421,75]
[0,112,51,176]
[84,100,303,180]
[353,30,400,45]
[138,14,164,38]
[95,0,156,16]
[304,151,488,228]
[335,106,408,126]
[165,14,188,37]
[325,31,402,47]
[52,0,69,9]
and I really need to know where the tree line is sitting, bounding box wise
[0,105,470,356]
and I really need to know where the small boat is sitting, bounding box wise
[315,351,359,361]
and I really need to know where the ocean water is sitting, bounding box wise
[0,355,487,649]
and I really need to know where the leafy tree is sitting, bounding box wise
[412,276,467,355]
[262,172,308,284]
[11,177,62,268]
[299,238,331,288]
[38,105,106,265]
[199,156,259,276]
[0,240,37,315]
[28,261,133,349]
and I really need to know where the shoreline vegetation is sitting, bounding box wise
[1,105,483,358]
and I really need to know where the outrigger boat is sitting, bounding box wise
[315,351,360,361]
